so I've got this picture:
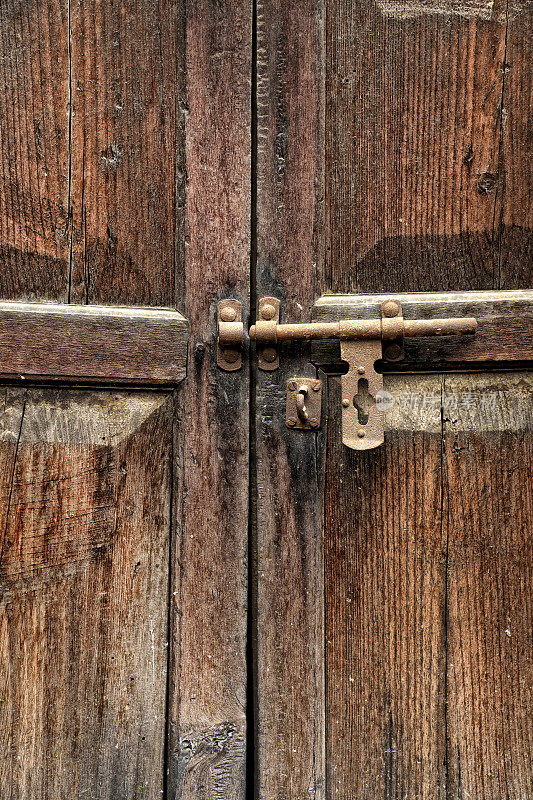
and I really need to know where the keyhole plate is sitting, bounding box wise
[286,378,322,430]
[340,339,384,450]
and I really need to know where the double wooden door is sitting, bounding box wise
[0,0,531,798]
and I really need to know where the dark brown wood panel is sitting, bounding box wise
[325,375,447,800]
[68,0,178,306]
[0,388,173,799]
[255,0,326,796]
[0,0,70,301]
[444,373,533,800]
[167,1,252,797]
[324,0,532,294]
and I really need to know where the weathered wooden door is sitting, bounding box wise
[0,1,531,799]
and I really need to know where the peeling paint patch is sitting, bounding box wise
[375,0,494,19]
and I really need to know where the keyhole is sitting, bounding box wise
[354,378,375,425]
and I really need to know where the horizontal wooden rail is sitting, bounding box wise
[0,301,188,384]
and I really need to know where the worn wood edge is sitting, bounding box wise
[313,289,533,315]
[0,302,188,384]
[0,300,188,323]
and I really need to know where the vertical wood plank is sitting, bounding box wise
[324,375,446,800]
[0,0,70,300]
[68,0,178,306]
[167,1,252,797]
[255,0,325,796]
[323,1,532,797]
[0,2,187,796]
[499,5,533,288]
[0,388,173,799]
[444,373,533,800]
[324,0,532,294]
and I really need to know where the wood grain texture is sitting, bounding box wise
[167,1,252,797]
[499,3,533,289]
[0,388,173,800]
[312,290,533,368]
[444,373,533,800]
[325,375,447,800]
[68,0,178,306]
[0,301,187,383]
[255,0,326,796]
[324,0,532,294]
[0,0,70,301]
[0,2,188,796]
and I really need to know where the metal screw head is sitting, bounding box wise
[220,305,237,322]
[384,343,403,361]
[262,347,277,363]
[342,398,350,408]
[309,418,319,428]
[261,303,276,320]
[312,381,321,391]
[381,300,401,318]
[357,429,365,438]
[223,348,239,363]
[288,380,297,391]
[287,417,297,427]
[357,366,365,375]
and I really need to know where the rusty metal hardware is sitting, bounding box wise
[249,297,477,450]
[217,299,244,370]
[286,378,322,430]
[255,297,281,370]
[217,295,477,450]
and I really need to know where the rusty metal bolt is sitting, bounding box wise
[357,430,365,438]
[384,343,403,361]
[357,366,365,375]
[223,348,239,363]
[220,305,237,322]
[261,303,276,320]
[262,347,277,363]
[342,398,350,408]
[312,381,321,391]
[381,300,401,318]
[287,417,297,427]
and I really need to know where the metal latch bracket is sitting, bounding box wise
[218,296,477,450]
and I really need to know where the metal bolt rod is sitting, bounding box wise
[248,317,477,344]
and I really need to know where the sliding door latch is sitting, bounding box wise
[217,297,477,450]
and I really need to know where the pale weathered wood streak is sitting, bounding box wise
[444,373,533,800]
[325,375,447,799]
[255,0,326,796]
[167,1,252,798]
[0,388,173,799]
[0,301,187,384]
[324,0,532,294]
